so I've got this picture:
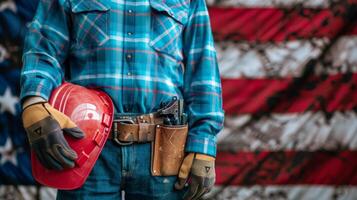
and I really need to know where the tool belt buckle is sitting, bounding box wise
[112,118,135,146]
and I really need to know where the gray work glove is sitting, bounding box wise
[22,97,84,170]
[175,153,216,200]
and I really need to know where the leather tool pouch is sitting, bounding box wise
[151,124,188,176]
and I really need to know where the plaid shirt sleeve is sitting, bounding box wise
[20,0,70,101]
[183,0,224,157]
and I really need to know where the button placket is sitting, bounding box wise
[124,5,135,112]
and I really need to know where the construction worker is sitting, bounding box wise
[20,0,224,199]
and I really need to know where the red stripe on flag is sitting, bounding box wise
[209,7,356,42]
[351,23,357,35]
[222,73,357,114]
[216,150,357,185]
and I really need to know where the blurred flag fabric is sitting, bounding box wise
[0,0,37,184]
[0,0,356,199]
[207,0,357,199]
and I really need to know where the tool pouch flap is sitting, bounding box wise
[151,124,188,176]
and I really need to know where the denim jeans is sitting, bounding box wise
[57,140,186,200]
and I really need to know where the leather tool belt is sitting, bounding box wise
[109,112,189,176]
[108,97,189,176]
[109,113,163,145]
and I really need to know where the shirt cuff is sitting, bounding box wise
[20,78,54,103]
[185,133,217,157]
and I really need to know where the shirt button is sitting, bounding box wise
[126,54,132,60]
[128,9,133,14]
[128,32,133,36]
[127,72,131,76]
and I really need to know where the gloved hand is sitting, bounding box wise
[175,153,215,200]
[22,97,84,170]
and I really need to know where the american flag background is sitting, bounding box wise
[0,0,357,199]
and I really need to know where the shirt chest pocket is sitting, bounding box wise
[70,0,110,48]
[149,0,189,61]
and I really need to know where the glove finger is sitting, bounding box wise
[183,181,199,200]
[44,151,64,170]
[35,149,53,170]
[52,132,77,157]
[51,145,77,168]
[194,191,208,200]
[63,127,85,139]
[38,148,63,170]
[175,177,188,190]
[175,153,195,190]
[192,187,208,200]
[44,103,76,129]
[190,175,207,200]
[193,177,215,200]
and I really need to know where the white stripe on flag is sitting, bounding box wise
[0,186,57,200]
[218,111,357,151]
[204,186,357,200]
[216,36,357,78]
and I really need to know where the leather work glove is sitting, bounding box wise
[175,153,215,200]
[22,97,84,170]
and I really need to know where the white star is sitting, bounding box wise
[0,87,19,115]
[0,44,10,63]
[0,137,17,166]
[0,1,17,12]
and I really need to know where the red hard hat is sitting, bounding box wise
[31,82,114,190]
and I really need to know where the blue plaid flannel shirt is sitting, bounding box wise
[20,0,224,156]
